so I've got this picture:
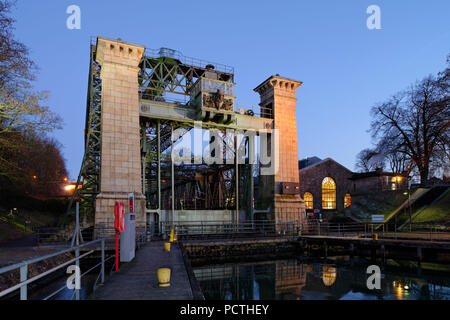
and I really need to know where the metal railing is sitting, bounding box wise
[144,47,234,75]
[94,224,148,247]
[0,222,149,300]
[33,226,73,245]
[235,104,273,119]
[139,94,274,119]
[139,92,191,105]
[154,220,303,240]
[147,219,450,242]
[300,219,450,241]
[0,236,115,300]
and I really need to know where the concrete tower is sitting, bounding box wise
[94,37,146,228]
[254,75,306,225]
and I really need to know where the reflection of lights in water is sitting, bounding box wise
[393,280,411,299]
[321,266,337,287]
[396,286,403,299]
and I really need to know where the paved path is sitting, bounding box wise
[89,241,193,300]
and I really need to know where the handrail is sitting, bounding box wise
[0,236,115,300]
[0,237,111,275]
[149,219,450,242]
[0,250,94,298]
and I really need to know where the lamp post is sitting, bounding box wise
[403,178,412,232]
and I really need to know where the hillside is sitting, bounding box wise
[344,186,450,224]
[344,190,408,221]
[0,196,68,244]
[411,188,450,223]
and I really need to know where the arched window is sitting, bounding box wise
[344,194,351,208]
[304,192,313,209]
[322,177,336,209]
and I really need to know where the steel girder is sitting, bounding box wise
[62,44,102,224]
[141,118,253,211]
[138,53,234,98]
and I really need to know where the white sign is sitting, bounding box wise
[371,215,384,223]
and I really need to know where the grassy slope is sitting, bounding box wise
[346,187,450,223]
[0,206,63,243]
[344,190,408,221]
[0,207,58,227]
[412,190,450,223]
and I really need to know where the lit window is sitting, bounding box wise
[391,176,402,190]
[322,177,336,209]
[304,192,313,209]
[344,194,351,208]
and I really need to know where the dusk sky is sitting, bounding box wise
[11,0,450,179]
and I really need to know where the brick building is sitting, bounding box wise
[299,157,408,214]
[349,169,408,194]
[299,158,353,214]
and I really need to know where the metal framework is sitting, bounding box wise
[141,119,253,212]
[138,48,234,98]
[67,39,273,227]
[62,44,102,224]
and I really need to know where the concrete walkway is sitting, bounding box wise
[89,241,194,300]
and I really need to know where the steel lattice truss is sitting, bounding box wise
[138,50,234,99]
[62,45,102,224]
[141,119,255,211]
[67,41,254,225]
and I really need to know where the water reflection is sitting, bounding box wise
[193,257,450,300]
[321,266,337,287]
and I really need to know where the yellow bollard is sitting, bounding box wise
[169,228,174,243]
[373,233,378,240]
[173,229,178,243]
[157,268,171,287]
[164,242,171,252]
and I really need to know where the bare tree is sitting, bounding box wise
[0,0,65,193]
[0,0,61,136]
[0,1,36,94]
[370,61,449,185]
[374,136,414,174]
[355,148,385,172]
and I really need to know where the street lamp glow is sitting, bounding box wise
[64,184,76,191]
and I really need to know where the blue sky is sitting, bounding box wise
[11,0,450,179]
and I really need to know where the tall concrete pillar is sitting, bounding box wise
[254,75,306,227]
[94,37,146,229]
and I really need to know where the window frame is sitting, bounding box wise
[322,177,336,210]
[304,192,314,210]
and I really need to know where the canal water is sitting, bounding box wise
[192,256,450,300]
